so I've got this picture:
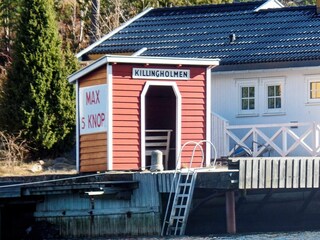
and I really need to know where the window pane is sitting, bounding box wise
[276,97,281,108]
[242,99,248,110]
[249,87,255,97]
[242,87,248,97]
[275,85,281,96]
[249,99,255,109]
[268,98,274,109]
[268,86,274,97]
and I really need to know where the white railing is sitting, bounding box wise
[211,113,320,158]
[211,113,229,157]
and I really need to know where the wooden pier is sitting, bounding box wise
[2,157,320,238]
[233,157,320,189]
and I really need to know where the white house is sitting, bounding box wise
[75,0,320,163]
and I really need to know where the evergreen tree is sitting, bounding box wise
[0,0,78,158]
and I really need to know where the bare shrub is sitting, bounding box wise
[0,131,31,166]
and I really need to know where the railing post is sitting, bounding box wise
[224,121,229,157]
[282,127,287,157]
[252,128,258,157]
[313,122,319,156]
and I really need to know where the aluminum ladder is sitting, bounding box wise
[165,169,198,235]
[161,141,204,236]
[161,140,218,236]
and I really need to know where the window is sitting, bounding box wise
[310,81,320,100]
[241,86,255,110]
[267,85,281,109]
[236,80,258,116]
[306,76,320,104]
[262,78,285,114]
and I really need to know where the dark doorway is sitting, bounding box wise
[145,86,176,169]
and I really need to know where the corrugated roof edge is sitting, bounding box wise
[68,55,220,83]
[76,7,154,60]
[256,4,316,12]
[148,0,265,13]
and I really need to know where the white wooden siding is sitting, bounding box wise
[211,68,320,126]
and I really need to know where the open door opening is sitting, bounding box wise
[144,85,177,170]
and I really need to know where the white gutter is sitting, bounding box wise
[212,65,320,75]
[76,7,154,59]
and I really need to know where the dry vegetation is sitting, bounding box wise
[0,130,76,177]
[0,160,77,176]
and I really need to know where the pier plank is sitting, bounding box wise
[239,160,246,189]
[293,159,300,188]
[300,158,307,188]
[279,159,286,188]
[259,159,266,189]
[314,159,319,188]
[245,160,253,189]
[272,159,279,189]
[286,159,293,188]
[307,158,314,188]
[265,160,272,188]
[252,160,259,189]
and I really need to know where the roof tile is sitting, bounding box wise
[86,1,320,65]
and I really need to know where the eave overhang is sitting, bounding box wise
[68,55,220,83]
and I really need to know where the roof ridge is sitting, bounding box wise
[151,1,265,12]
[258,4,315,12]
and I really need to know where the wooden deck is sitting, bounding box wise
[154,168,238,193]
[232,157,320,189]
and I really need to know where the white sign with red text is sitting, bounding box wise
[79,84,108,135]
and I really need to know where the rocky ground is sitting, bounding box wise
[0,157,77,176]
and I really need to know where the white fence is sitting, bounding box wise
[211,113,320,158]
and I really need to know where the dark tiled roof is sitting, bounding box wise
[86,1,320,66]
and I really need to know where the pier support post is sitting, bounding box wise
[226,191,236,234]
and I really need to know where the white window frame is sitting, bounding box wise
[236,79,259,117]
[305,75,320,105]
[262,77,285,115]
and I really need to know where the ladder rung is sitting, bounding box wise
[171,216,184,220]
[178,182,192,186]
[180,171,195,175]
[174,205,187,208]
[177,194,189,197]
[172,213,185,218]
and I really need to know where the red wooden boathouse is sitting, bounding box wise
[68,55,219,172]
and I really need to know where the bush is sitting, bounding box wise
[0,131,31,166]
[0,0,78,158]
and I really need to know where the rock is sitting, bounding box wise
[30,163,43,173]
[43,157,76,171]
[49,162,75,171]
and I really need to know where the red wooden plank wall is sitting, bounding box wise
[112,64,207,170]
[180,67,206,167]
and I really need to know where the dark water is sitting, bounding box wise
[99,231,320,239]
